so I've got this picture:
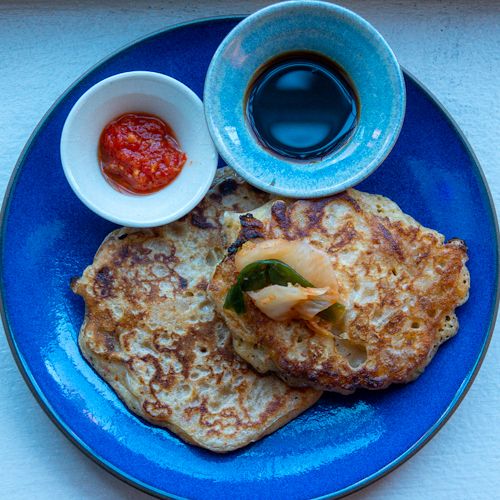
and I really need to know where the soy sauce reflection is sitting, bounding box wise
[246,52,358,160]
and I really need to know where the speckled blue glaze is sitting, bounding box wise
[1,17,498,500]
[204,1,405,197]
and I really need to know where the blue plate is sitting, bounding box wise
[1,17,498,500]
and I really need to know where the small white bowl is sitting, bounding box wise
[60,71,218,227]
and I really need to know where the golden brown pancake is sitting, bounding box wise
[209,189,470,394]
[71,169,321,453]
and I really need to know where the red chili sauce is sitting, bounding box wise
[98,113,186,194]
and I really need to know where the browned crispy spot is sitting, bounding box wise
[270,198,335,238]
[209,192,223,202]
[143,400,172,418]
[304,198,333,231]
[240,213,265,236]
[190,210,215,229]
[103,331,116,353]
[130,246,152,265]
[154,249,178,266]
[373,221,405,261]
[218,178,238,196]
[271,201,291,236]
[94,266,114,298]
[70,276,80,291]
[329,221,357,251]
[337,191,363,212]
[449,238,467,252]
[117,245,130,263]
[227,214,265,255]
[196,279,208,291]
[415,249,431,265]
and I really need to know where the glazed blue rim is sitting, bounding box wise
[0,16,498,500]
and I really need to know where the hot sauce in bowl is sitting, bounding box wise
[60,71,218,227]
[99,113,187,195]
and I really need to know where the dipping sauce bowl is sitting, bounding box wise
[204,0,406,198]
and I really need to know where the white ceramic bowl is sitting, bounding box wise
[60,71,218,227]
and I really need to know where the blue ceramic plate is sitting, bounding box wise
[1,17,498,500]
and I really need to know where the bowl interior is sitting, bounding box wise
[61,72,217,226]
[204,1,405,197]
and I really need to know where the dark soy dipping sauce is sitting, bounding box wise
[246,51,358,160]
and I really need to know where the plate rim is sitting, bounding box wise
[1,15,498,500]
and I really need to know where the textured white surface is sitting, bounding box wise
[0,1,499,499]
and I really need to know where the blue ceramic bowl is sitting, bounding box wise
[204,1,406,197]
[2,16,498,500]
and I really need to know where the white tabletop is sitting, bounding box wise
[0,1,499,499]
